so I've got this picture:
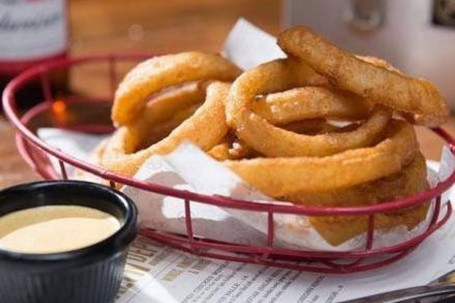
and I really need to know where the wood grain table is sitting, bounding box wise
[1,0,454,188]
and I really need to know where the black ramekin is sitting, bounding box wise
[0,181,138,303]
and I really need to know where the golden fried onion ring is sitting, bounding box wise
[302,153,429,245]
[227,58,391,157]
[278,26,449,125]
[208,133,257,161]
[225,120,418,197]
[102,82,231,176]
[140,81,206,127]
[207,118,363,161]
[251,87,372,125]
[112,51,241,126]
[286,152,428,207]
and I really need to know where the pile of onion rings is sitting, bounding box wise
[99,52,241,176]
[83,28,449,245]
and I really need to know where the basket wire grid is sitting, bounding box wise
[3,54,455,273]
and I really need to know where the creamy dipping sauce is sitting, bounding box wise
[0,205,120,254]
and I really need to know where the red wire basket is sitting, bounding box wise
[3,54,455,274]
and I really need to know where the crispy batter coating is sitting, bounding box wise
[252,87,372,124]
[304,153,429,245]
[102,82,230,176]
[225,120,418,197]
[278,26,449,125]
[227,58,392,157]
[112,52,241,126]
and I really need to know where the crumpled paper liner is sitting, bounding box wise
[121,142,445,251]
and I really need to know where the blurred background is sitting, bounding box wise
[67,0,280,97]
[69,0,279,55]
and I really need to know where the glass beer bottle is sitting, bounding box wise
[0,0,68,110]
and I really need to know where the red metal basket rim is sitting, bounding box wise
[4,54,455,216]
[140,200,452,259]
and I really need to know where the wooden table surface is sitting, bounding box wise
[1,0,454,188]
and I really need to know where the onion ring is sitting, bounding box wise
[226,58,391,157]
[208,118,363,161]
[235,105,390,157]
[251,87,372,125]
[112,52,241,126]
[277,26,449,125]
[224,120,418,197]
[207,141,232,161]
[141,81,206,126]
[208,133,257,161]
[102,82,231,176]
[305,153,429,245]
[285,152,428,207]
[356,55,403,75]
[133,103,202,152]
[127,81,206,150]
[282,119,361,135]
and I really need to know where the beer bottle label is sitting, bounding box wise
[0,0,67,61]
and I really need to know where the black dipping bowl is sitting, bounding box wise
[0,181,138,303]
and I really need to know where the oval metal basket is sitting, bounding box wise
[3,54,455,273]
